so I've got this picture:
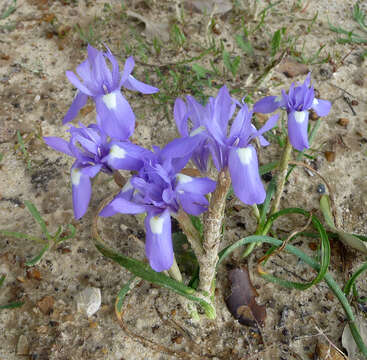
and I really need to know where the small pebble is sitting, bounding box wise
[337,118,349,127]
[324,151,336,162]
[76,287,101,317]
[16,335,29,355]
[351,99,358,106]
[316,184,325,194]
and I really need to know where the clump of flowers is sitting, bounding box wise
[47,45,367,338]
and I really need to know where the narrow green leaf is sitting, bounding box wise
[115,276,138,319]
[0,274,5,288]
[94,240,214,315]
[222,50,233,74]
[259,178,276,228]
[271,28,285,57]
[0,230,43,243]
[25,243,50,266]
[0,301,24,310]
[57,224,76,243]
[235,34,254,55]
[24,201,51,239]
[344,262,367,296]
[191,64,210,78]
[241,208,330,290]
[0,0,16,20]
[259,161,279,175]
[0,153,3,163]
[189,215,203,237]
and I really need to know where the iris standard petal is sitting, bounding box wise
[228,145,265,205]
[287,110,309,151]
[249,114,279,143]
[145,211,173,272]
[122,75,159,94]
[120,56,135,86]
[174,98,189,137]
[95,90,135,140]
[312,98,331,117]
[176,174,216,195]
[65,71,94,96]
[99,196,146,217]
[160,136,203,164]
[103,142,147,170]
[62,91,88,124]
[253,96,281,114]
[44,136,73,156]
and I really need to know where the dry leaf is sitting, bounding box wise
[184,0,233,15]
[126,11,170,42]
[342,317,367,359]
[277,60,309,78]
[315,341,347,360]
[37,295,55,315]
[226,266,266,327]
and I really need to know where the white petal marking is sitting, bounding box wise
[190,125,205,137]
[150,216,164,234]
[237,147,253,165]
[121,179,133,192]
[103,92,117,109]
[110,145,126,159]
[71,168,82,186]
[312,98,319,106]
[294,111,306,124]
[275,95,282,102]
[176,173,192,184]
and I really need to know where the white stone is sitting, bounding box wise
[294,111,306,123]
[149,215,164,234]
[103,92,117,109]
[76,287,101,317]
[71,168,82,186]
[237,147,252,165]
[109,145,126,159]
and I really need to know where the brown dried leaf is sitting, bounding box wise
[37,295,54,315]
[180,168,201,177]
[316,342,347,359]
[226,266,266,327]
[126,11,170,42]
[277,60,309,78]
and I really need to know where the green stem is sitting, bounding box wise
[271,138,293,216]
[168,256,183,282]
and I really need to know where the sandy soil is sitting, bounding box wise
[0,0,366,359]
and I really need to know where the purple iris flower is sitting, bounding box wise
[100,144,216,272]
[63,45,159,140]
[44,123,149,219]
[165,86,279,205]
[253,73,331,151]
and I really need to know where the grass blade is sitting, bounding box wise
[0,230,43,243]
[24,201,51,240]
[0,301,24,310]
[25,243,50,266]
[115,276,139,321]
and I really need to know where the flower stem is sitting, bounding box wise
[199,169,231,295]
[270,138,293,217]
[168,256,183,282]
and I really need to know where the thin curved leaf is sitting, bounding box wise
[94,240,215,318]
[25,243,50,266]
